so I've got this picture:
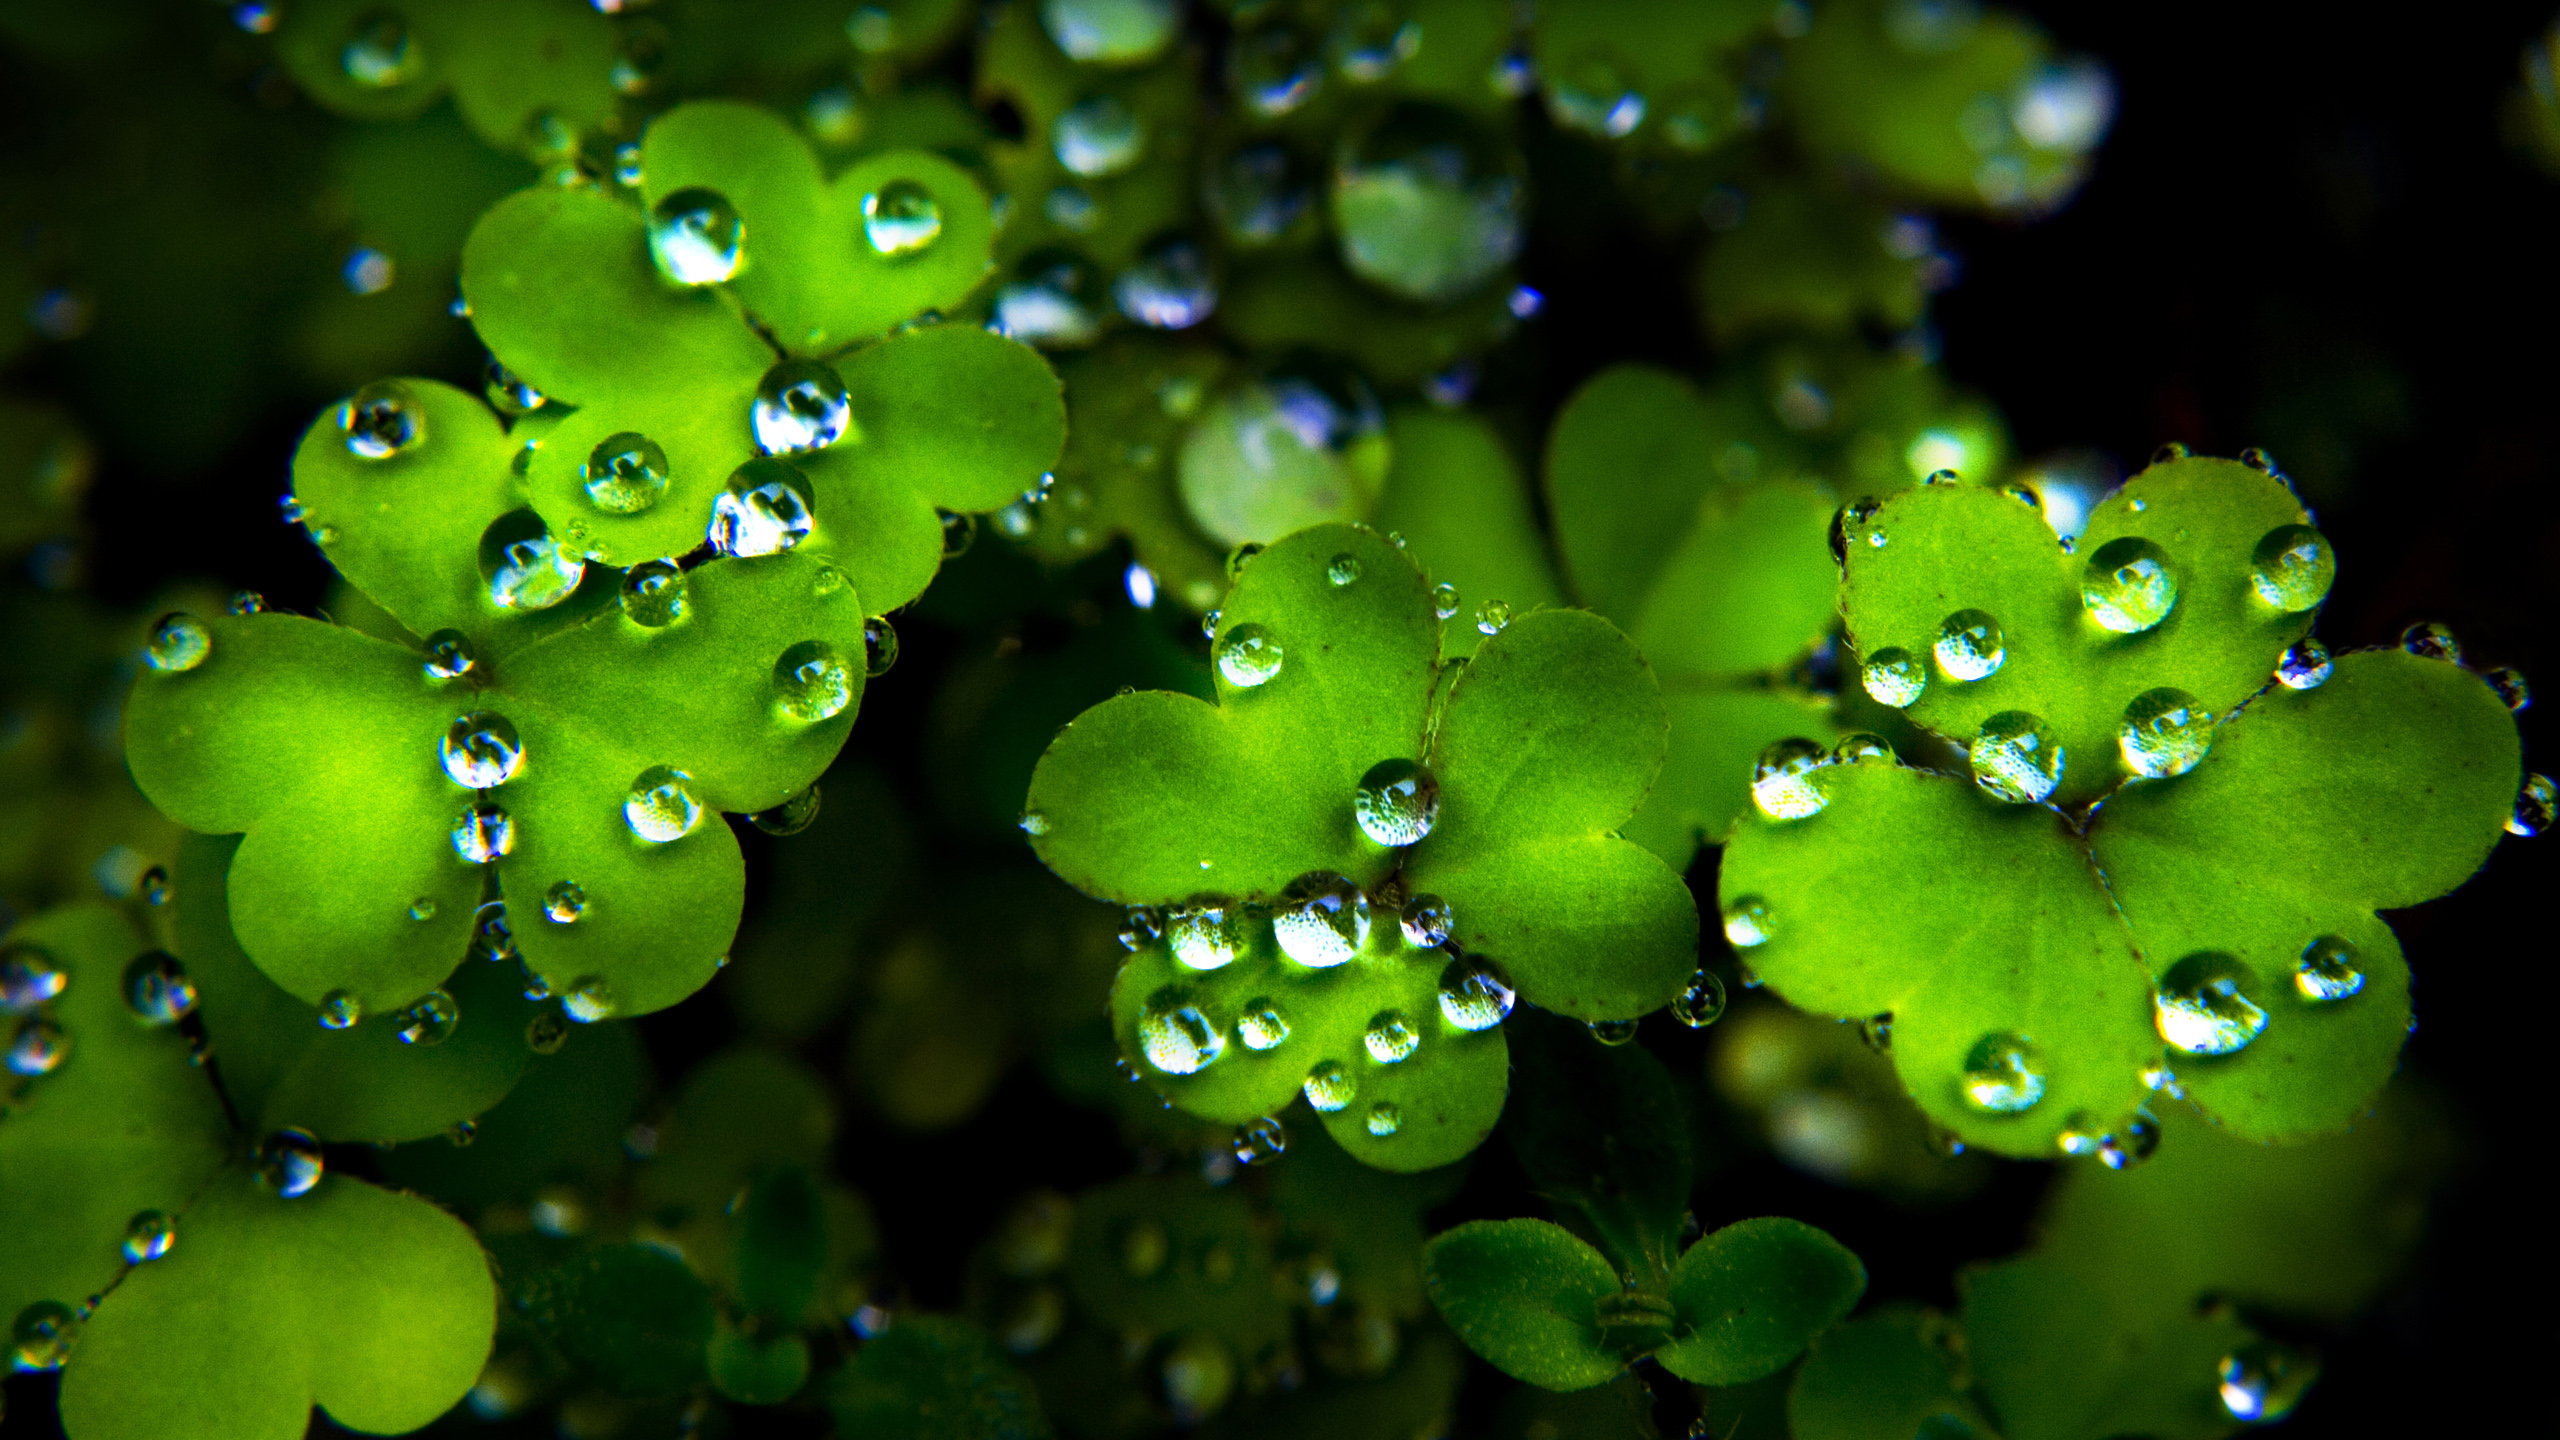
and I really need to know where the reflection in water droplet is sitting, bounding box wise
[121,952,197,1026]
[2055,1111,2106,1158]
[440,712,524,789]
[341,11,422,88]
[2118,688,2212,779]
[2274,638,2333,690]
[648,188,746,286]
[2099,1109,2161,1170]
[1546,57,1647,138]
[1960,1032,2046,1114]
[1276,872,1371,967]
[1751,737,1831,820]
[1238,999,1290,1050]
[750,784,823,836]
[1053,95,1145,176]
[394,989,460,1046]
[526,1008,571,1054]
[451,801,515,864]
[6,1016,68,1076]
[1364,1102,1403,1137]
[862,179,943,256]
[2081,536,2179,634]
[625,766,703,843]
[1169,899,1247,971]
[122,1210,175,1264]
[1672,970,1728,1028]
[583,432,670,515]
[616,559,687,628]
[2154,953,2269,1056]
[144,613,211,674]
[2485,665,2530,712]
[2507,773,2556,838]
[1354,759,1438,846]
[2,944,66,1013]
[1234,1116,1287,1166]
[1474,599,1511,636]
[544,881,588,925]
[10,1299,80,1371]
[990,250,1105,347]
[1303,1060,1355,1112]
[1588,1019,1639,1046]
[2249,525,2335,612]
[751,360,852,456]
[1333,103,1524,303]
[1040,0,1177,64]
[1139,987,1224,1074]
[774,640,854,722]
[422,629,475,680]
[562,976,615,1023]
[1113,236,1219,329]
[254,1128,325,1197]
[317,990,363,1030]
[1436,955,1514,1031]
[1399,893,1453,948]
[1231,24,1324,116]
[478,510,585,612]
[1934,610,2006,682]
[2218,1343,2318,1423]
[2399,622,2461,664]
[1325,553,1364,588]
[1860,647,1928,707]
[863,616,899,677]
[1972,711,2063,804]
[1722,895,1773,948]
[1432,582,1460,620]
[2294,935,2364,1002]
[710,458,817,557]
[1216,623,1284,688]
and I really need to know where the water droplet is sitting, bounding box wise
[2290,934,2366,1002]
[1019,810,1052,837]
[1436,955,1514,1031]
[2399,622,2461,663]
[338,379,427,463]
[1672,970,1727,1028]
[1276,872,1372,967]
[1751,737,1831,820]
[2508,773,2556,838]
[1331,2,1421,81]
[341,10,422,87]
[1354,759,1438,846]
[1112,236,1218,329]
[1139,987,1224,1074]
[710,458,817,556]
[863,616,899,677]
[10,1299,80,1371]
[2154,952,2269,1056]
[1315,553,1365,590]
[483,357,545,417]
[0,944,64,1013]
[607,558,684,628]
[2239,446,2277,472]
[2055,1110,2107,1158]
[1334,103,1525,303]
[1168,899,1247,971]
[1722,895,1773,949]
[1238,999,1290,1050]
[2150,443,2190,465]
[750,784,822,836]
[2485,666,2530,712]
[121,1210,175,1264]
[1364,1101,1403,1137]
[862,179,942,256]
[1588,1018,1639,1046]
[989,249,1105,347]
[1832,733,1894,766]
[2096,1109,2161,1170]
[533,880,587,926]
[1303,1059,1355,1112]
[625,766,701,843]
[1231,23,1324,116]
[526,1008,571,1054]
[120,951,196,1026]
[1052,95,1145,177]
[1858,647,1928,707]
[935,510,977,560]
[226,590,267,617]
[1432,582,1460,619]
[2118,688,2212,779]
[478,509,585,612]
[647,187,745,286]
[562,975,615,1023]
[752,360,852,456]
[1040,0,1177,63]
[1205,140,1316,247]
[451,801,515,864]
[1216,623,1284,688]
[393,988,460,1046]
[317,990,363,1030]
[440,711,523,789]
[1972,711,2063,804]
[2218,1343,2318,1423]
[814,565,850,597]
[415,631,473,684]
[1547,56,1647,138]
[2080,537,2179,634]
[1474,599,1511,636]
[1960,1032,2046,1113]
[1934,611,2006,682]
[469,900,516,963]
[578,431,670,515]
[2274,638,2333,690]
[6,1016,68,1076]
[254,1128,324,1197]
[1399,893,1453,948]
[770,640,854,723]
[2248,525,2334,612]
[144,613,211,673]
[1234,1116,1287,1165]
[1200,608,1222,641]
[1175,362,1388,545]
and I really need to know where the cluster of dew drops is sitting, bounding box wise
[1731,455,2551,1166]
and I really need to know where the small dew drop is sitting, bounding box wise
[421,629,476,680]
[2295,935,2365,1002]
[1432,582,1460,620]
[621,558,689,628]
[862,179,944,256]
[562,976,615,1024]
[1972,711,2064,804]
[2274,638,2333,690]
[1168,899,1248,971]
[1353,759,1439,846]
[2399,622,2461,664]
[2154,953,2269,1056]
[121,1210,175,1264]
[1233,1116,1287,1166]
[863,616,899,677]
[1859,647,1928,707]
[2118,687,2213,780]
[340,379,425,460]
[1303,1060,1355,1112]
[1274,872,1371,967]
[583,432,671,515]
[253,1128,325,1197]
[1587,1018,1639,1046]
[774,640,855,722]
[749,784,823,836]
[544,881,588,925]
[1327,553,1363,587]
[1960,1032,2046,1114]
[2219,1343,2318,1423]
[1364,1102,1403,1137]
[439,711,524,789]
[1750,737,1830,820]
[450,801,515,864]
[1138,986,1224,1074]
[624,766,702,843]
[1237,999,1291,1050]
[1215,623,1283,687]
[144,613,211,674]
[750,360,852,457]
[1435,956,1514,1032]
[1474,599,1511,636]
[648,187,746,286]
[1398,892,1453,948]
[2485,666,2531,712]
[710,457,817,555]
[526,1008,571,1054]
[2081,537,2179,634]
[393,989,460,1047]
[1721,895,1773,949]
[6,1016,69,1076]
[1363,1010,1420,1063]
[120,951,197,1026]
[1671,970,1727,1028]
[2248,524,2335,612]
[1934,610,2006,682]
[317,990,363,1030]
[2507,773,2556,838]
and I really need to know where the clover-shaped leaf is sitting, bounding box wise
[1024,524,1695,1170]
[275,0,620,147]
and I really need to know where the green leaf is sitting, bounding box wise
[510,1242,714,1398]
[378,1015,649,1211]
[1503,1008,1692,1284]
[1788,1306,1993,1440]
[61,1169,495,1440]
[1626,688,1841,863]
[824,1316,1055,1440]
[1421,1218,1625,1392]
[1656,1216,1866,1385]
[272,0,449,121]
[437,0,621,150]
[707,1321,812,1405]
[1695,183,1931,342]
[1369,407,1568,661]
[733,1164,827,1321]
[1962,1253,2246,1440]
[637,1046,835,1221]
[1020,336,1232,611]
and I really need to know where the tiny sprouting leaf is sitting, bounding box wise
[707,1321,813,1406]
[1502,1008,1693,1284]
[1421,1218,1626,1393]
[1656,1216,1869,1385]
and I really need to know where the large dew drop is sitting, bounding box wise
[1215,623,1282,687]
[2274,638,2333,690]
[1972,711,2063,804]
[1138,987,1223,1075]
[1751,737,1830,821]
[1302,1060,1355,1111]
[1960,1032,2047,1114]
[393,989,460,1047]
[340,379,424,460]
[1721,895,1773,949]
[1237,998,1290,1050]
[1363,1010,1420,1063]
[625,766,702,843]
[120,952,197,1026]
[2248,524,2335,612]
[1053,95,1145,176]
[862,179,943,256]
[2081,537,2179,633]
[2218,1343,2318,1423]
[773,640,854,722]
[621,559,689,627]
[1274,872,1370,967]
[1,944,66,1012]
[2294,935,2365,1002]
[1672,970,1728,1028]
[2153,952,2269,1056]
[1354,759,1439,846]
[2508,773,2556,838]
[583,432,670,515]
[144,613,210,674]
[648,188,745,286]
[710,458,816,557]
[440,712,523,789]
[10,1300,80,1372]
[1040,0,1178,64]
[750,360,852,456]
[478,510,585,612]
[6,1017,68,1076]
[2118,688,2212,779]
[254,1128,325,1198]
[1167,899,1247,971]
[1436,955,1514,1031]
[1860,648,1928,707]
[1333,102,1524,303]
[450,801,515,864]
[1934,610,2006,682]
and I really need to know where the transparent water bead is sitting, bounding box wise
[1,944,66,1012]
[773,640,854,722]
[648,187,745,286]
[1672,970,1728,1028]
[1303,1060,1354,1112]
[2508,773,2556,838]
[1547,59,1647,138]
[1333,102,1525,304]
[1053,95,1145,177]
[1040,0,1178,64]
[621,559,688,627]
[120,951,197,1026]
[1751,737,1831,820]
[1139,988,1224,1075]
[1234,1116,1287,1166]
[440,712,523,789]
[2294,935,2364,1002]
[1206,140,1316,246]
[2399,621,2461,664]
[1275,872,1371,967]
[1972,711,2064,804]
[1588,1019,1639,1046]
[749,784,822,836]
[1363,1010,1419,1063]
[1833,733,1894,766]
[863,616,899,677]
[1474,599,1511,636]
[479,510,585,612]
[1215,623,1283,688]
[254,1128,325,1197]
[2055,1111,2106,1159]
[1327,553,1363,587]
[1112,237,1218,329]
[1934,610,2006,682]
[2154,953,2269,1056]
[11,1299,80,1372]
[2486,666,2531,711]
[394,989,460,1047]
[227,590,268,617]
[1237,999,1290,1050]
[1354,759,1439,846]
[485,360,544,417]
[1231,24,1324,116]
[7,1016,68,1076]
[2274,638,2333,690]
[1399,892,1453,948]
[1860,647,1928,707]
[1364,1102,1403,1137]
[143,612,211,674]
[340,378,426,463]
[2081,537,2179,633]
[341,8,422,85]
[711,458,816,557]
[2099,1109,2162,1170]
[562,976,615,1023]
[2218,1343,2317,1423]
[1436,955,1514,1031]
[625,766,702,843]
[1960,1032,2047,1114]
[2248,524,2335,612]
[989,251,1104,347]
[584,432,670,515]
[544,881,588,925]
[862,179,942,256]
[1168,899,1248,971]
[526,1009,571,1054]
[2118,688,2212,779]
[1432,582,1460,619]
[751,360,852,456]
[451,801,515,864]
[317,990,363,1030]
[1722,895,1774,949]
[422,628,475,680]
[122,1210,176,1264]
